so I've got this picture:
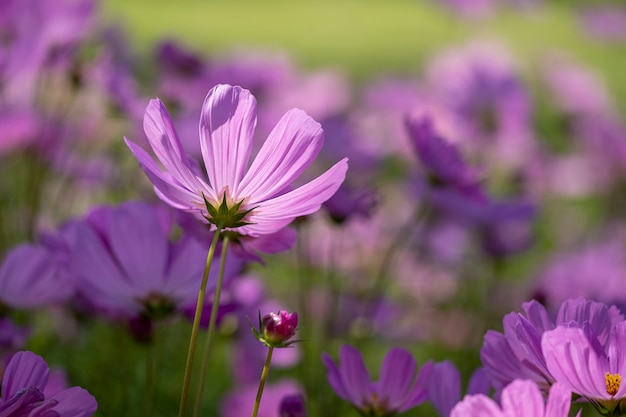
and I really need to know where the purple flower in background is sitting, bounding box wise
[0,242,73,310]
[407,110,536,258]
[279,394,307,417]
[543,322,626,415]
[323,184,379,224]
[0,351,97,417]
[450,379,577,417]
[540,57,613,119]
[322,344,432,416]
[425,42,535,171]
[64,201,242,320]
[222,379,302,417]
[406,110,485,199]
[125,84,348,239]
[533,230,626,308]
[428,361,490,416]
[356,77,424,160]
[481,297,623,394]
[580,6,626,43]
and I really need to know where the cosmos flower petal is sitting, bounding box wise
[480,330,528,392]
[378,348,417,410]
[242,158,348,236]
[108,203,167,291]
[200,84,257,197]
[143,99,203,191]
[542,326,608,399]
[2,351,49,399]
[0,244,72,308]
[609,322,626,398]
[556,297,613,346]
[337,345,372,408]
[48,386,98,417]
[500,379,545,417]
[322,353,351,402]
[522,300,554,333]
[450,393,504,417]
[239,108,324,202]
[544,382,573,417]
[397,359,432,412]
[71,222,137,314]
[428,361,462,417]
[125,137,207,209]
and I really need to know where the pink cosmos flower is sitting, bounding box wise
[450,379,579,417]
[542,322,626,415]
[124,84,348,238]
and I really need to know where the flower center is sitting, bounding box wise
[362,393,393,417]
[140,292,175,320]
[605,372,621,397]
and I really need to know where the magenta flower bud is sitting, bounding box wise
[260,311,298,347]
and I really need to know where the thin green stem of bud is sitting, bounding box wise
[178,224,223,417]
[193,235,231,417]
[251,346,274,417]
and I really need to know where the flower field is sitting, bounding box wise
[1,0,626,416]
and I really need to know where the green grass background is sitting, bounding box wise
[103,0,626,110]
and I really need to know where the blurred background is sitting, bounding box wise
[1,0,626,416]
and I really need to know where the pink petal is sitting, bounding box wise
[143,99,203,192]
[500,379,544,417]
[242,158,348,236]
[450,393,504,417]
[338,345,372,408]
[609,322,626,397]
[125,138,209,209]
[545,382,573,417]
[2,351,49,399]
[239,109,324,202]
[542,326,608,399]
[48,386,98,417]
[322,353,351,402]
[378,348,417,410]
[200,84,256,197]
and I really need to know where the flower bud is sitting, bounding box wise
[261,311,298,346]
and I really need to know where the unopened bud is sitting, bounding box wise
[262,311,298,345]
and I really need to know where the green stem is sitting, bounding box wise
[251,346,274,417]
[178,224,223,417]
[144,320,160,417]
[193,235,231,417]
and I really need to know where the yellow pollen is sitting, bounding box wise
[605,372,621,396]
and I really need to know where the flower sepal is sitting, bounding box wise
[203,192,256,229]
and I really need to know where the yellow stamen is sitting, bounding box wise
[605,372,621,396]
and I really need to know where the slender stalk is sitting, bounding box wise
[178,224,223,417]
[251,346,274,417]
[193,235,231,417]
